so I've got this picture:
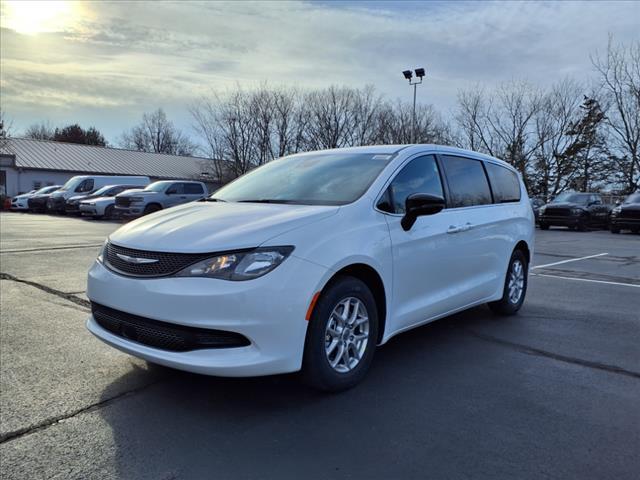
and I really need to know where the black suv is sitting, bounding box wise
[610,193,640,234]
[538,192,611,231]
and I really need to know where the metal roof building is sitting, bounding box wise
[0,137,222,197]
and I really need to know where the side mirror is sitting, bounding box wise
[401,193,446,231]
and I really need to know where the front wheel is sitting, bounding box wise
[488,249,528,316]
[302,276,378,392]
[610,225,621,234]
[539,222,549,230]
[143,204,161,215]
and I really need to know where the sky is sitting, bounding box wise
[1,0,639,145]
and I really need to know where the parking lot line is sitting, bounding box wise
[532,252,608,270]
[531,272,640,289]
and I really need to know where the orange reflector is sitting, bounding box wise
[305,292,321,321]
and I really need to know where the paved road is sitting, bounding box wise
[1,212,639,479]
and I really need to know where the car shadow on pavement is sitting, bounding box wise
[96,306,516,479]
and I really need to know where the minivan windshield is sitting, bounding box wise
[212,153,394,205]
[551,193,589,204]
[143,182,171,192]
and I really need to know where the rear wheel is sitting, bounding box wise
[302,276,378,392]
[143,204,161,215]
[488,249,528,316]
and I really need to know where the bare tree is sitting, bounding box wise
[24,121,54,140]
[592,37,640,193]
[305,86,356,149]
[531,79,585,199]
[121,108,196,156]
[0,109,12,150]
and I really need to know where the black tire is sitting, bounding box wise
[539,222,549,230]
[104,205,115,220]
[143,204,161,215]
[301,276,378,392]
[488,249,528,316]
[576,221,588,232]
[610,225,621,234]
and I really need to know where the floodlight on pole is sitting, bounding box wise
[402,67,426,143]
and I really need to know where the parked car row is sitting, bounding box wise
[9,175,209,220]
[531,191,640,234]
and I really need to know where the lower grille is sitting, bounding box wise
[92,302,250,352]
[545,207,571,216]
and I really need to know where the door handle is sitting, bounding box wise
[447,223,473,234]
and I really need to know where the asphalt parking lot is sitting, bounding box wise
[1,212,639,480]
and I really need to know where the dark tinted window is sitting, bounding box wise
[184,183,204,194]
[442,156,492,207]
[76,179,94,193]
[379,155,444,214]
[485,162,521,203]
[166,183,183,194]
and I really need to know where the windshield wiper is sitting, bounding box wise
[237,199,298,204]
[200,197,227,202]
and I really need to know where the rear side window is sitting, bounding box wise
[485,162,521,203]
[184,183,204,194]
[378,155,444,214]
[441,156,492,208]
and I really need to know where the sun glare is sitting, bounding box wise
[1,0,76,35]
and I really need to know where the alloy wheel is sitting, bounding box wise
[508,259,525,304]
[324,297,370,373]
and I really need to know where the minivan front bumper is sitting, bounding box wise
[86,254,328,377]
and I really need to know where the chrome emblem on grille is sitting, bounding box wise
[116,253,159,264]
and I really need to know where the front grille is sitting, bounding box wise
[92,302,250,351]
[619,208,640,220]
[105,242,213,277]
[545,207,571,216]
[115,197,132,208]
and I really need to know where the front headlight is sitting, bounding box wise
[612,207,622,215]
[571,208,584,215]
[176,246,294,280]
[129,197,144,202]
[539,206,546,214]
[97,240,108,263]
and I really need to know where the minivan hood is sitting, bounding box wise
[109,201,340,253]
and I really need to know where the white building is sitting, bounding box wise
[0,137,222,197]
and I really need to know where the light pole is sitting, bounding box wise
[402,68,425,143]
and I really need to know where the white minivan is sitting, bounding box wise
[47,175,150,213]
[87,145,534,391]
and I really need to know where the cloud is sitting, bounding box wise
[1,0,638,142]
